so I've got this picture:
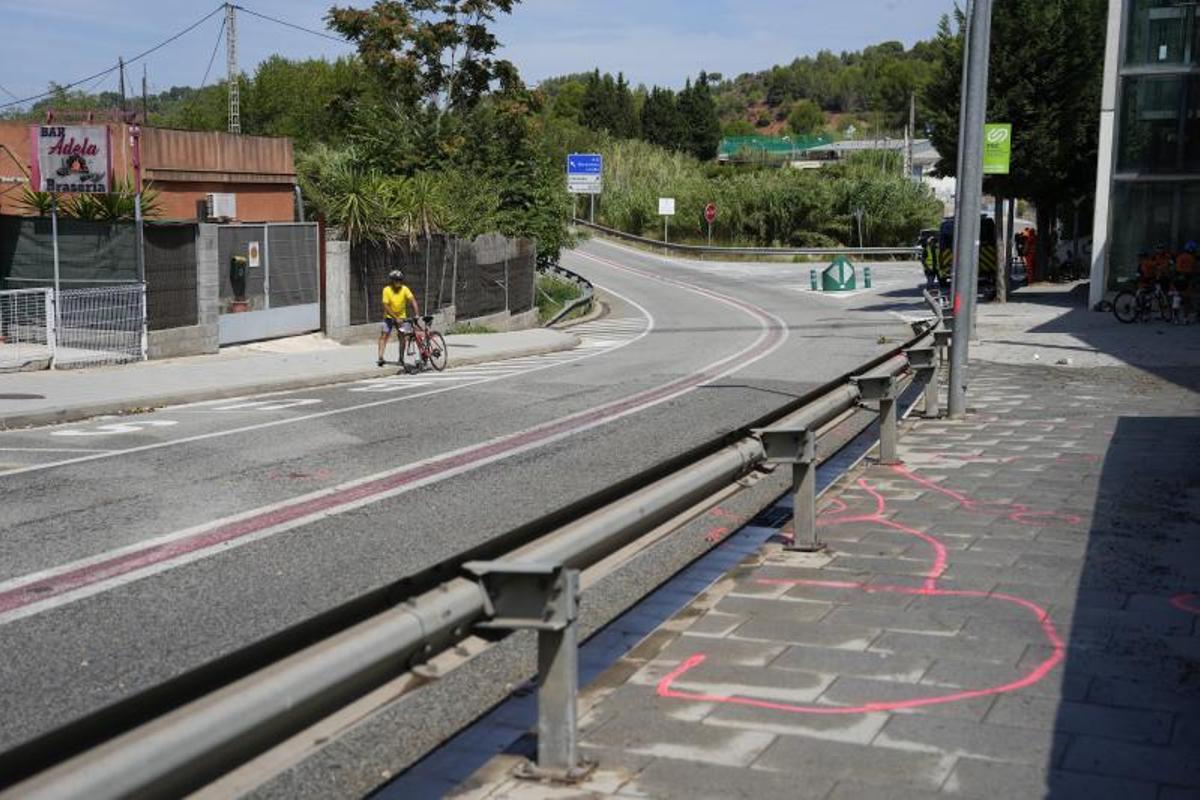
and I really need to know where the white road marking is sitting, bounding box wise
[0,259,787,624]
[210,399,323,412]
[51,420,180,437]
[0,447,116,453]
[0,287,654,477]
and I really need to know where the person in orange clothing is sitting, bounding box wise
[1024,228,1038,283]
[1175,241,1196,310]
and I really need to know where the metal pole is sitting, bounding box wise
[589,193,595,224]
[664,216,668,245]
[879,395,898,464]
[50,196,61,370]
[995,193,1007,303]
[948,0,993,418]
[788,460,819,552]
[536,574,580,773]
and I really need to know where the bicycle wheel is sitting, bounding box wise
[426,332,448,372]
[1112,291,1138,323]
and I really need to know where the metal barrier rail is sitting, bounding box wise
[536,258,595,326]
[3,318,949,799]
[574,219,922,260]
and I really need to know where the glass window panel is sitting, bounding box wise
[1110,182,1178,285]
[1119,75,1184,172]
[1127,0,1192,66]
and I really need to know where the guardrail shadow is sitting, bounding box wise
[1045,412,1200,798]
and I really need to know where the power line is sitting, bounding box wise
[233,5,345,43]
[0,82,19,101]
[0,4,225,111]
[201,16,228,87]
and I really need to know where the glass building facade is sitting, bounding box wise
[1108,0,1200,284]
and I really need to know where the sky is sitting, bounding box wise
[0,0,958,109]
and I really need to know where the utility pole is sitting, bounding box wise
[907,92,916,180]
[948,0,993,418]
[226,3,240,134]
[142,65,148,123]
[118,57,127,112]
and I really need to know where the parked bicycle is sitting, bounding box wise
[400,315,449,373]
[1112,279,1184,324]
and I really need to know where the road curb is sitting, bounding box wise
[0,335,580,431]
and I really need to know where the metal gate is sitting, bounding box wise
[0,285,146,370]
[217,223,320,345]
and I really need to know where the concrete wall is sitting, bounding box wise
[325,240,352,341]
[149,224,219,358]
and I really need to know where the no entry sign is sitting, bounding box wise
[704,203,717,224]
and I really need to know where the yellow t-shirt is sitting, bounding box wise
[382,284,415,320]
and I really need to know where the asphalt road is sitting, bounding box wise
[0,239,926,753]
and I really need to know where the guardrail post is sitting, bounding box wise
[854,374,900,465]
[757,426,823,552]
[464,561,594,782]
[907,346,940,420]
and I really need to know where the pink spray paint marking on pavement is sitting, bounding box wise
[1171,593,1200,616]
[657,472,1072,715]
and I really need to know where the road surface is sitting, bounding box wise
[0,239,926,752]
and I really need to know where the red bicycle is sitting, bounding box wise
[400,315,448,373]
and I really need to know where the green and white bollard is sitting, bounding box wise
[810,269,819,291]
[863,266,872,288]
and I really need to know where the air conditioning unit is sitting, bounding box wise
[205,192,237,221]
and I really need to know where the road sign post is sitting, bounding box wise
[566,154,603,205]
[659,197,675,244]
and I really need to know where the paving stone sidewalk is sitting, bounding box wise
[456,360,1200,799]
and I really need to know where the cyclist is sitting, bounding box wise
[377,269,421,368]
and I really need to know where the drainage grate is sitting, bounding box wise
[750,506,791,529]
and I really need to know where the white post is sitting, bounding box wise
[1089,0,1124,310]
[43,288,57,363]
[50,196,61,370]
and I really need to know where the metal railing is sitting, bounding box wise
[537,258,595,326]
[2,316,950,799]
[574,219,922,260]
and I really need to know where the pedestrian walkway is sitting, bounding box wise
[447,299,1200,798]
[0,328,578,429]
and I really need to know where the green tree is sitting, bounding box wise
[640,87,683,149]
[923,1,1106,268]
[327,0,519,113]
[678,73,721,161]
[786,99,825,135]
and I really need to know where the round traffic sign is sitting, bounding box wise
[704,203,717,223]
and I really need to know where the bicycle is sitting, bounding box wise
[1112,280,1175,324]
[399,315,448,373]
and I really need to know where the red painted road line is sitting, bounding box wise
[658,472,1069,715]
[0,260,786,619]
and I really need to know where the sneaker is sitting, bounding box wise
[377,358,386,367]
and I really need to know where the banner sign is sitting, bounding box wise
[983,123,1012,175]
[29,125,113,194]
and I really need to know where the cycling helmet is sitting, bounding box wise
[388,269,404,282]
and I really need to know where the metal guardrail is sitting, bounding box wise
[2,316,949,799]
[574,219,922,260]
[537,258,595,327]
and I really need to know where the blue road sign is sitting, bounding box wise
[567,153,603,175]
